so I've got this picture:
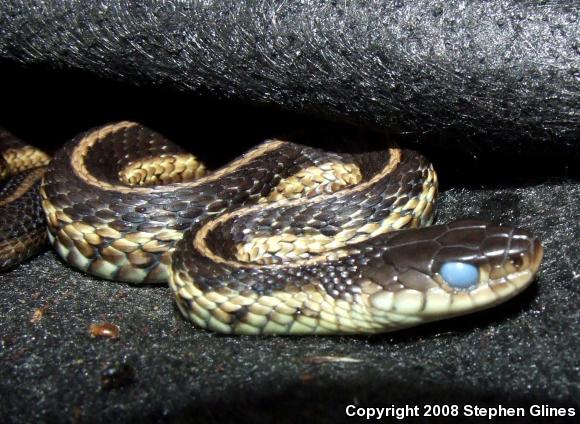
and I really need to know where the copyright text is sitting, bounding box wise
[345,404,576,420]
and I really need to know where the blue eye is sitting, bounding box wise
[440,262,479,289]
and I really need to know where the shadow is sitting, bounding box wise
[1,60,578,189]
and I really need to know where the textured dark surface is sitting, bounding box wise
[0,0,578,155]
[0,1,578,421]
[1,180,578,423]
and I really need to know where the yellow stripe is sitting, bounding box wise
[1,146,50,174]
[71,121,287,194]
[190,148,406,268]
[0,167,45,207]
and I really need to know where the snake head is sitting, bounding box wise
[365,219,543,326]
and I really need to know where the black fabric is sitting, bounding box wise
[0,182,578,423]
[0,1,578,422]
[0,0,578,155]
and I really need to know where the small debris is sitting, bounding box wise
[89,322,120,339]
[114,290,129,299]
[30,308,45,323]
[303,355,362,364]
[100,362,136,390]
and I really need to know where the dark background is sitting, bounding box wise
[1,62,577,186]
[0,0,579,423]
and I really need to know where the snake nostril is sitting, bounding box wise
[511,254,524,270]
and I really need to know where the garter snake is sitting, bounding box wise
[0,128,50,270]
[0,122,543,335]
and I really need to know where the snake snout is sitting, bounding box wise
[530,238,544,275]
[484,228,543,282]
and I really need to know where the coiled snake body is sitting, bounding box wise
[0,122,543,335]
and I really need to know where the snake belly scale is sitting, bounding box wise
[0,122,543,335]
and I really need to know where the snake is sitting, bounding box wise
[0,121,543,335]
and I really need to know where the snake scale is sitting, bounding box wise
[0,122,543,335]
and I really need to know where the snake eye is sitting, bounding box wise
[439,262,479,289]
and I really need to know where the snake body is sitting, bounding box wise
[0,122,543,335]
[0,129,50,270]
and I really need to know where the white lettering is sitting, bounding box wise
[463,405,524,419]
[530,405,574,417]
[345,405,420,419]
